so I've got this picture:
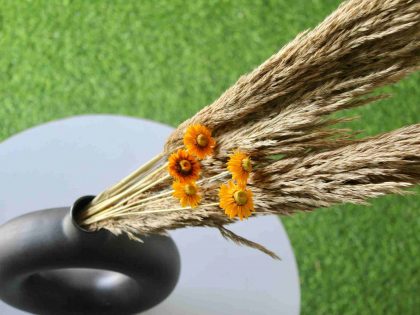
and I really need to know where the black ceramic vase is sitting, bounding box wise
[0,196,181,315]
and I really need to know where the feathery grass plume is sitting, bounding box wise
[79,0,420,258]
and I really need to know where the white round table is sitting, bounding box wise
[0,115,300,315]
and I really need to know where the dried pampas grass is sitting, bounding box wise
[79,0,420,258]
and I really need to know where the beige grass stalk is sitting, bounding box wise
[91,153,164,205]
[81,161,168,220]
[81,0,420,258]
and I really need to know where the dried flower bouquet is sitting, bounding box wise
[78,0,420,258]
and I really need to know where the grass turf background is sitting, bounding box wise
[0,1,418,314]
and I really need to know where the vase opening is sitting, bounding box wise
[70,195,96,233]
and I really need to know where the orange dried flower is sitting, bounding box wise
[172,181,201,208]
[183,124,216,159]
[227,150,252,185]
[219,181,254,220]
[168,149,201,183]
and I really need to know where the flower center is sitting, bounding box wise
[241,157,252,172]
[179,159,192,173]
[184,184,197,196]
[233,190,248,206]
[196,134,208,147]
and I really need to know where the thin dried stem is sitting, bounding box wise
[91,153,164,205]
[82,164,168,220]
[98,203,220,220]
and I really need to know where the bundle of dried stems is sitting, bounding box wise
[79,0,420,258]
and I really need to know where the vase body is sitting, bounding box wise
[0,196,180,315]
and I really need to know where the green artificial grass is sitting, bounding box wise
[0,1,418,314]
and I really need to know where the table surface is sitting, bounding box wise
[0,115,300,315]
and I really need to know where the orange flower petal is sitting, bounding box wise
[183,124,216,159]
[227,150,252,185]
[172,181,201,208]
[219,181,254,220]
[168,149,201,183]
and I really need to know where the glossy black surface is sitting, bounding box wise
[0,196,180,315]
